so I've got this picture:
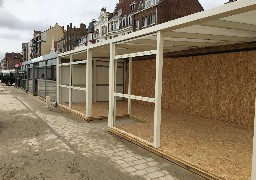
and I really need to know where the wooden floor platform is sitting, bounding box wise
[114,103,253,180]
[58,101,129,122]
[108,127,219,180]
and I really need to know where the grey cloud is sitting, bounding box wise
[0,33,22,40]
[0,9,48,31]
[0,0,2,7]
[0,51,5,60]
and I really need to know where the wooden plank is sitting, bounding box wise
[115,50,157,60]
[114,93,155,103]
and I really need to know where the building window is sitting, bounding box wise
[109,23,112,31]
[122,17,127,27]
[142,17,148,27]
[149,14,152,24]
[130,2,136,11]
[128,15,133,26]
[118,9,122,16]
[145,0,160,8]
[136,19,140,30]
[112,21,118,30]
[112,22,115,30]
[152,13,156,24]
[101,26,105,36]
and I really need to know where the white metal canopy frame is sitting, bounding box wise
[108,0,256,147]
[57,49,92,117]
[57,0,256,178]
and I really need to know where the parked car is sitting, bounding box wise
[0,70,16,86]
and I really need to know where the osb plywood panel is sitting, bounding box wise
[131,50,256,126]
[118,103,253,180]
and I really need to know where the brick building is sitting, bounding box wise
[30,24,64,59]
[57,23,87,53]
[22,43,30,62]
[107,0,203,39]
[2,52,22,70]
[157,0,204,25]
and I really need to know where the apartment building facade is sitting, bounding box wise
[30,24,64,58]
[57,23,87,53]
[2,52,22,70]
[94,8,110,43]
[104,0,203,40]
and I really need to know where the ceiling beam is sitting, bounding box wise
[163,31,256,42]
[201,19,256,32]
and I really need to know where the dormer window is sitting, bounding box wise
[130,2,136,11]
[122,17,127,27]
[118,9,122,16]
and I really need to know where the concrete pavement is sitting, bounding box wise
[0,84,205,180]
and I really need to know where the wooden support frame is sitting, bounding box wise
[108,43,116,128]
[69,55,73,110]
[111,31,164,148]
[115,50,157,59]
[93,59,97,103]
[56,57,60,104]
[153,31,164,148]
[54,2,256,177]
[114,93,155,103]
[86,49,92,117]
[128,57,132,115]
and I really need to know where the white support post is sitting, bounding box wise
[114,59,117,126]
[108,43,116,128]
[69,55,73,110]
[153,31,164,148]
[251,99,256,180]
[86,49,93,117]
[93,59,97,103]
[128,57,132,115]
[56,57,60,104]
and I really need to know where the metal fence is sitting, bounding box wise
[37,79,57,102]
[28,80,33,93]
[21,79,27,90]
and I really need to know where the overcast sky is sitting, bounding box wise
[0,0,227,60]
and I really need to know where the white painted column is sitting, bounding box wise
[93,59,97,103]
[251,99,256,179]
[153,31,164,148]
[86,49,93,117]
[108,43,116,128]
[69,55,73,110]
[114,58,117,126]
[56,57,60,104]
[128,57,132,115]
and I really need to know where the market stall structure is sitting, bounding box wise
[57,0,256,179]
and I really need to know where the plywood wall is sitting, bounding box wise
[131,50,256,126]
